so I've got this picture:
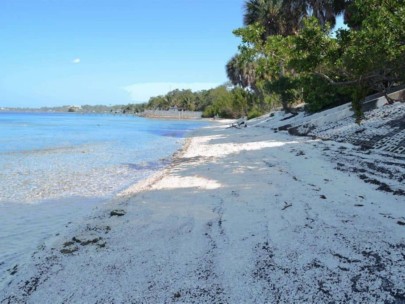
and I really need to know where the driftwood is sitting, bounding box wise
[228,117,248,129]
[282,202,292,210]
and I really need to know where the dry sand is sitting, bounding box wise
[1,109,405,303]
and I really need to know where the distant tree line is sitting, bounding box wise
[36,104,123,114]
[122,86,266,119]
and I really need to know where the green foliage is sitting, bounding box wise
[122,103,146,114]
[265,76,301,111]
[291,18,337,74]
[201,86,233,118]
[227,0,405,120]
[233,23,299,112]
[145,89,197,111]
[202,86,252,119]
[300,75,349,112]
[351,85,367,124]
[289,1,405,118]
[339,0,405,80]
[122,84,261,119]
[247,107,263,119]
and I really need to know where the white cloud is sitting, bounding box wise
[124,82,221,102]
[72,58,81,64]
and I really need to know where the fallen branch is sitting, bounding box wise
[282,202,292,210]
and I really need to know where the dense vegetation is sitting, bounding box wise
[122,86,264,119]
[121,0,405,120]
[228,0,405,120]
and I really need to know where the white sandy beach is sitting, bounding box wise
[1,105,405,303]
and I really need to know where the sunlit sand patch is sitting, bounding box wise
[187,137,297,159]
[153,175,222,190]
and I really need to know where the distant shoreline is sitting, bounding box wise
[0,109,210,121]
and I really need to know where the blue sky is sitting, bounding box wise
[0,0,245,107]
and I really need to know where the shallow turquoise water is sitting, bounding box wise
[0,112,208,288]
[0,112,207,203]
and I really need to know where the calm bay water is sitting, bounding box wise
[0,112,208,288]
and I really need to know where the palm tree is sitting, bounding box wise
[238,0,351,113]
[243,0,288,37]
[280,1,307,34]
[244,0,350,40]
[282,0,348,28]
[226,56,238,86]
[226,54,257,89]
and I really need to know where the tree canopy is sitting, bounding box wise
[227,0,405,119]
